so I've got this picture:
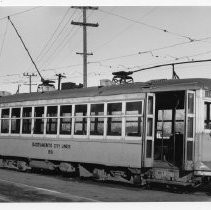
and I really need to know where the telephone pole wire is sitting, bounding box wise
[71,6,99,88]
[23,72,37,93]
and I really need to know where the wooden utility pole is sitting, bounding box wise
[23,72,37,93]
[55,73,66,90]
[71,6,99,88]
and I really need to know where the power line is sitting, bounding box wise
[93,7,157,51]
[36,9,78,65]
[0,73,20,78]
[38,35,211,73]
[174,49,211,61]
[90,34,211,64]
[39,11,84,69]
[99,8,196,42]
[41,9,98,70]
[34,7,72,63]
[41,63,83,71]
[0,19,8,61]
[40,23,80,69]
[38,47,211,74]
[0,7,42,21]
[24,8,78,73]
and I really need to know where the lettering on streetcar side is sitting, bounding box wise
[32,142,71,155]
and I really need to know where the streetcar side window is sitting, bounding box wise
[107,103,122,136]
[22,107,32,134]
[90,104,104,136]
[46,106,58,135]
[125,101,143,137]
[34,106,44,134]
[60,105,72,135]
[74,104,87,135]
[11,108,21,134]
[1,108,10,133]
[204,102,211,129]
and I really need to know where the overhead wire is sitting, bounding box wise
[22,10,80,74]
[41,9,99,70]
[98,8,196,42]
[34,7,72,63]
[93,7,158,51]
[40,19,81,69]
[3,7,211,87]
[0,19,8,61]
[36,9,78,65]
[0,7,42,21]
[89,34,211,64]
[32,34,211,73]
[40,11,83,69]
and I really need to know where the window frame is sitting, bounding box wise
[89,102,105,139]
[45,105,58,136]
[124,100,144,141]
[10,107,21,135]
[21,106,33,135]
[106,101,123,139]
[73,103,89,138]
[0,107,11,135]
[33,106,46,136]
[59,104,73,138]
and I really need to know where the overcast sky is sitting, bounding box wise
[1,6,211,93]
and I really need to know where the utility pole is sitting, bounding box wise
[71,6,99,88]
[55,73,66,90]
[23,72,37,93]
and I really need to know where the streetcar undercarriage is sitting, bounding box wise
[0,155,207,189]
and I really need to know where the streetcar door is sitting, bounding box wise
[144,93,155,167]
[184,90,196,170]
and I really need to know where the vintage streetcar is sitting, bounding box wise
[0,78,211,187]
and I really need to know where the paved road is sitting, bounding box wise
[0,168,210,202]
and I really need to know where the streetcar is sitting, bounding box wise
[0,78,211,187]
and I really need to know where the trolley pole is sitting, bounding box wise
[23,72,37,93]
[55,73,66,90]
[71,6,98,88]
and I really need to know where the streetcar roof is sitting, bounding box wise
[0,78,211,104]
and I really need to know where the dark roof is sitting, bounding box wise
[0,78,211,104]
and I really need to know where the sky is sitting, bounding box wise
[1,6,211,93]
